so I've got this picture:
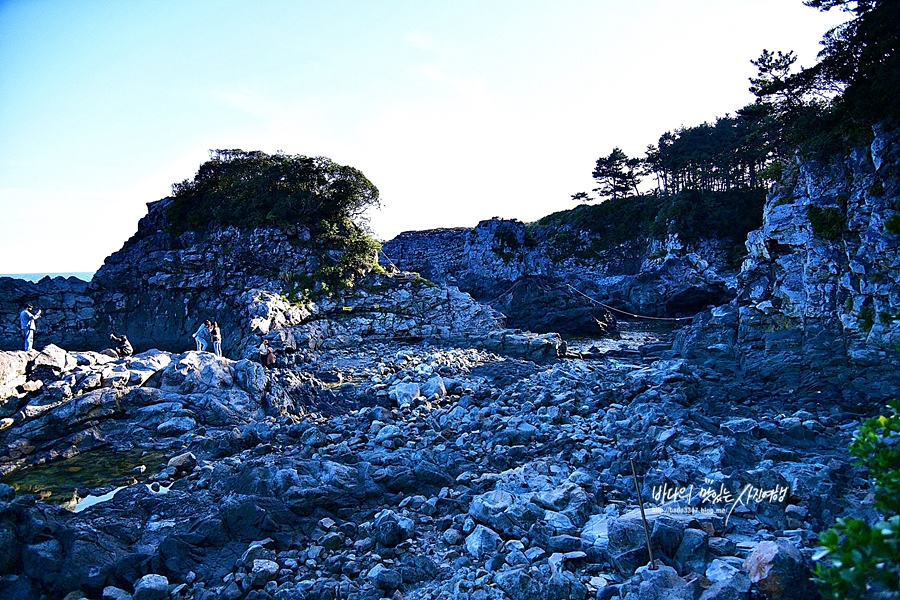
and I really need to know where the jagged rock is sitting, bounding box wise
[102,586,133,600]
[367,563,402,591]
[675,123,900,402]
[383,218,736,324]
[249,559,279,587]
[620,564,695,600]
[495,568,543,600]
[465,524,504,559]
[743,540,817,600]
[372,510,414,547]
[675,528,709,575]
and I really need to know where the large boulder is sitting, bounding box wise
[743,540,817,599]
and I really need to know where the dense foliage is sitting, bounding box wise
[559,0,898,257]
[751,0,900,150]
[574,111,775,205]
[815,401,900,599]
[167,150,380,234]
[166,150,382,295]
[538,188,765,257]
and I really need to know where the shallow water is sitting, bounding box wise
[564,317,683,354]
[0,447,166,507]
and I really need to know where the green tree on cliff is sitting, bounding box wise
[750,0,900,146]
[588,147,643,202]
[167,149,380,234]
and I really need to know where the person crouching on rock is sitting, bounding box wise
[109,333,133,358]
[192,320,211,352]
[19,303,41,352]
[210,320,222,357]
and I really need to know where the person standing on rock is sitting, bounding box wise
[210,321,222,357]
[192,320,211,352]
[19,303,41,352]
[258,339,275,368]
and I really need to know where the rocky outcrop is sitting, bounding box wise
[0,198,565,363]
[382,218,735,333]
[675,123,900,402]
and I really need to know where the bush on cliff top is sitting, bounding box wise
[167,149,380,234]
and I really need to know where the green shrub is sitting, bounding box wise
[859,305,875,332]
[167,149,379,235]
[843,296,855,313]
[758,160,784,183]
[492,225,522,262]
[536,188,764,257]
[815,401,900,599]
[885,215,900,235]
[808,206,846,240]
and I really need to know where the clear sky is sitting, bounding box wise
[0,0,847,274]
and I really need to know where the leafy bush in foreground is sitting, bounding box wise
[815,400,900,599]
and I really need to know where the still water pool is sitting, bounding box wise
[0,448,167,508]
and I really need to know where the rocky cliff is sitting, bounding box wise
[382,217,735,334]
[1,198,564,363]
[674,123,900,403]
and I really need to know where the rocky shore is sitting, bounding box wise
[0,326,871,600]
[0,124,898,600]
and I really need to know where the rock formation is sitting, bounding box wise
[382,217,734,334]
[0,126,898,600]
[1,198,564,362]
[675,123,900,403]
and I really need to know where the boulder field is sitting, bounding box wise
[0,331,869,600]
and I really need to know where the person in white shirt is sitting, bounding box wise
[19,303,41,351]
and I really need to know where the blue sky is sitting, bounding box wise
[0,0,846,273]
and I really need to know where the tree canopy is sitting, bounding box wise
[590,147,643,201]
[166,150,380,234]
[750,0,900,146]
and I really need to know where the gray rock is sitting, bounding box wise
[22,539,63,582]
[367,563,402,591]
[495,568,543,600]
[132,574,169,600]
[102,586,133,600]
[620,564,694,600]
[167,451,198,474]
[250,559,279,587]
[465,524,504,559]
[674,528,709,575]
[373,509,414,547]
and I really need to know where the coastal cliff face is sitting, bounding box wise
[675,124,900,402]
[89,197,316,355]
[382,217,735,332]
[0,196,565,363]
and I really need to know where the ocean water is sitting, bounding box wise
[0,272,95,282]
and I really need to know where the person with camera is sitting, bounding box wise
[19,303,41,352]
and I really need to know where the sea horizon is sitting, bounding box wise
[0,271,95,283]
